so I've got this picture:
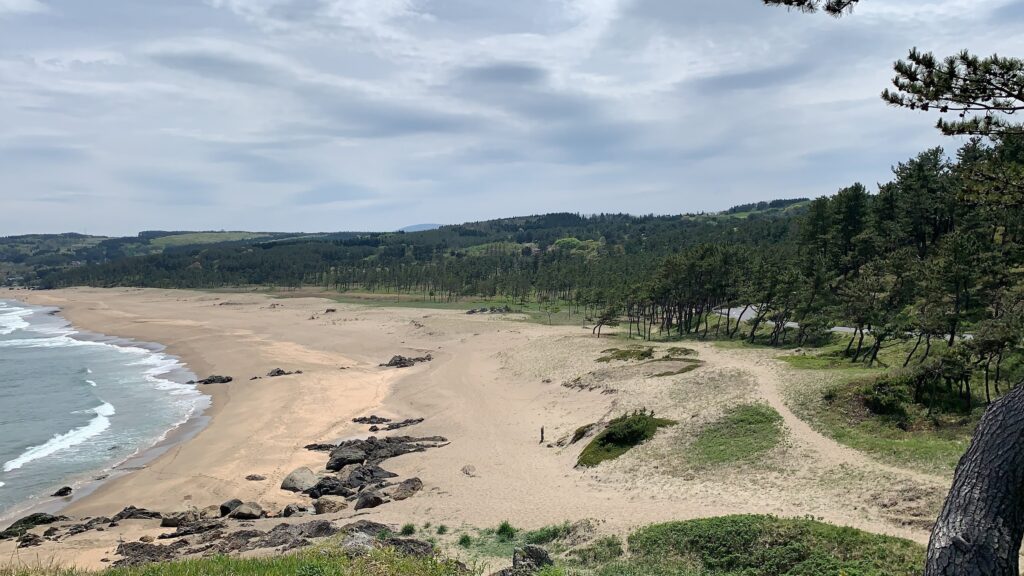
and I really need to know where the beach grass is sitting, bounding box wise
[689,404,785,467]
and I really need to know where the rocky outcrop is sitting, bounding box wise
[304,476,354,499]
[282,504,310,518]
[52,486,72,497]
[353,415,391,425]
[317,435,448,471]
[267,368,301,377]
[379,354,432,368]
[112,506,162,522]
[192,375,233,385]
[114,540,186,567]
[158,519,225,539]
[17,533,44,548]
[0,513,65,540]
[281,467,319,493]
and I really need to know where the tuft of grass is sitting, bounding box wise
[400,523,417,536]
[496,521,517,542]
[613,515,923,576]
[578,413,676,467]
[436,525,448,535]
[690,404,784,467]
[457,534,472,548]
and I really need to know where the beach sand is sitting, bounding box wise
[0,288,950,569]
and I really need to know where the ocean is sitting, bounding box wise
[0,299,209,518]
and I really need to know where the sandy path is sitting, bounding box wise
[696,344,946,486]
[0,289,952,569]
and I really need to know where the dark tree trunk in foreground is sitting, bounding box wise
[925,384,1024,575]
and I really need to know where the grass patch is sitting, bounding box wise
[597,346,655,363]
[578,413,676,467]
[690,404,784,467]
[788,370,976,475]
[600,515,923,576]
[650,360,703,378]
[0,548,463,576]
[567,535,625,567]
[400,523,417,536]
[523,522,572,545]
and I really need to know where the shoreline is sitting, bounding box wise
[0,299,209,525]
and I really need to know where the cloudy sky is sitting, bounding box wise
[2,0,1022,235]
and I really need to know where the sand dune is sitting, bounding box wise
[0,288,949,568]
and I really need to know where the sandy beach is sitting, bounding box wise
[0,288,952,569]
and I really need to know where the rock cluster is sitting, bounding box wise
[490,545,554,576]
[267,368,301,377]
[189,375,233,385]
[379,354,433,368]
[466,306,512,315]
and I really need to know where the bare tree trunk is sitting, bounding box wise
[925,384,1024,575]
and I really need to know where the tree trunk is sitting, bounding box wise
[925,384,1024,576]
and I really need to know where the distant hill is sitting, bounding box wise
[398,224,442,233]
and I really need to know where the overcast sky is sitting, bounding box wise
[2,0,1022,235]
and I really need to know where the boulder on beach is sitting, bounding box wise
[219,499,243,518]
[160,508,200,528]
[305,476,354,499]
[282,504,310,518]
[314,496,349,515]
[52,486,73,497]
[379,354,432,368]
[353,491,385,511]
[281,467,318,493]
[17,533,44,548]
[390,477,423,501]
[245,474,267,482]
[229,502,265,520]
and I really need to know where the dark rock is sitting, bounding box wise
[282,504,310,518]
[114,541,183,567]
[219,499,244,517]
[245,474,267,481]
[324,436,448,471]
[305,476,354,499]
[490,545,553,576]
[197,375,233,385]
[340,520,392,538]
[229,502,265,520]
[304,442,338,452]
[158,519,225,539]
[267,368,297,377]
[1,513,64,540]
[17,533,44,548]
[353,415,391,425]
[382,538,434,558]
[369,425,380,432]
[281,467,319,493]
[379,354,432,368]
[112,506,162,522]
[384,418,425,431]
[345,465,398,490]
[390,477,423,501]
[160,508,200,528]
[353,491,385,511]
[43,527,60,538]
[52,486,73,497]
[66,517,112,537]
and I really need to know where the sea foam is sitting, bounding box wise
[3,402,116,472]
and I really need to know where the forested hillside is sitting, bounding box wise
[36,136,1024,412]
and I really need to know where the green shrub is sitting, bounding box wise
[625,515,923,576]
[400,523,417,536]
[524,522,572,545]
[436,525,449,535]
[458,534,472,547]
[860,375,913,417]
[578,413,676,467]
[690,404,784,466]
[496,521,518,542]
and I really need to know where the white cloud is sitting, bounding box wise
[0,0,47,16]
